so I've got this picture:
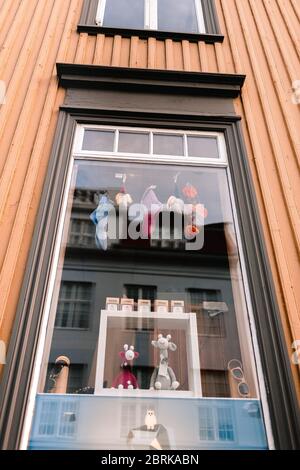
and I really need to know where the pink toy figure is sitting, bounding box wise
[111,344,140,390]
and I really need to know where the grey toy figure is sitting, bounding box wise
[150,334,180,391]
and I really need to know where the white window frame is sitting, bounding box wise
[20,123,275,450]
[96,0,206,33]
[74,124,227,166]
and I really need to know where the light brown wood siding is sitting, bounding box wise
[0,0,299,395]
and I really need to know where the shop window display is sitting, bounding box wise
[27,127,269,450]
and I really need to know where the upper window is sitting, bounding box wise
[96,0,206,33]
[79,126,224,163]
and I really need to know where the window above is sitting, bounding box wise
[79,0,222,42]
[96,0,206,34]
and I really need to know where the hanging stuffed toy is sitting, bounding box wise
[90,193,114,250]
[112,344,140,390]
[115,174,133,209]
[182,182,198,201]
[150,334,179,391]
[166,195,185,214]
[140,185,162,238]
[181,182,208,240]
[166,173,185,214]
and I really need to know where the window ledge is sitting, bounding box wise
[77,24,224,44]
[57,63,245,99]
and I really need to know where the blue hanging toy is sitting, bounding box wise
[90,193,114,250]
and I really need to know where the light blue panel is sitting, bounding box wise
[29,394,268,450]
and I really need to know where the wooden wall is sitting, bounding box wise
[0,0,299,395]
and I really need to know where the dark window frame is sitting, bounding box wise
[0,66,299,450]
[78,0,223,44]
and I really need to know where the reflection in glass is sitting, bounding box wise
[29,159,268,450]
[82,130,115,152]
[118,132,149,154]
[55,282,93,329]
[29,395,268,449]
[158,0,199,33]
[40,161,257,397]
[103,0,144,29]
[188,136,219,159]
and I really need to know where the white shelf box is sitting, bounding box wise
[95,310,202,398]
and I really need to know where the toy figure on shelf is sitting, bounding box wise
[150,334,180,391]
[112,344,139,390]
[144,409,157,431]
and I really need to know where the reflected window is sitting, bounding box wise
[199,407,215,441]
[218,407,234,442]
[187,288,225,337]
[124,284,157,309]
[158,0,199,33]
[102,0,145,29]
[199,406,234,442]
[68,218,95,248]
[201,370,230,398]
[55,282,93,329]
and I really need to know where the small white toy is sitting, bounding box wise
[145,409,157,431]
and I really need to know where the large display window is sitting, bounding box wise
[25,125,271,450]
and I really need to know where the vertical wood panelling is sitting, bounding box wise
[136,39,147,68]
[155,38,165,69]
[234,0,300,337]
[0,0,299,396]
[189,42,201,71]
[165,39,174,69]
[278,0,300,56]
[129,36,139,67]
[111,35,122,66]
[172,41,184,70]
[0,0,84,372]
[147,37,156,69]
[182,40,192,71]
[0,0,22,47]
[93,33,105,64]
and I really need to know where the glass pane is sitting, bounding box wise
[158,0,199,33]
[103,0,144,29]
[29,158,268,450]
[188,136,219,159]
[118,132,149,154]
[82,130,115,152]
[153,133,184,155]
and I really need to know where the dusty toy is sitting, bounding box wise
[112,344,139,389]
[150,334,180,391]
